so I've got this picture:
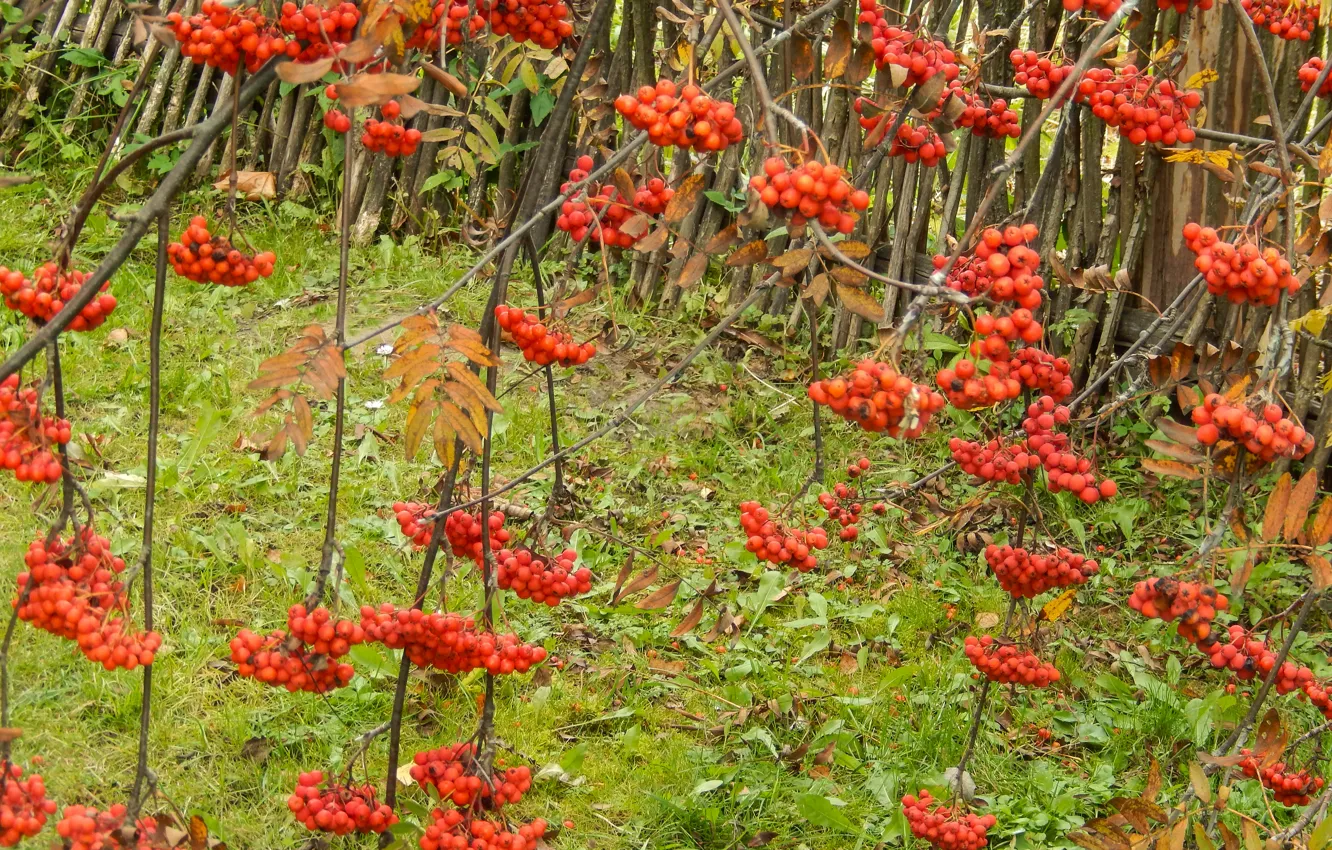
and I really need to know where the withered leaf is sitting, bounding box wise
[824,19,852,78]
[1284,469,1318,541]
[610,554,634,605]
[423,63,468,98]
[439,400,483,454]
[1304,553,1332,591]
[791,35,815,80]
[1156,417,1200,446]
[635,580,680,610]
[276,56,335,83]
[1144,439,1206,464]
[1310,497,1332,546]
[770,247,813,270]
[635,225,671,253]
[670,599,705,637]
[405,398,436,459]
[1262,473,1292,542]
[666,174,705,223]
[336,72,421,107]
[213,170,276,201]
[726,240,769,267]
[1140,458,1202,480]
[433,411,456,468]
[611,168,638,204]
[612,565,658,605]
[705,224,741,255]
[835,282,885,323]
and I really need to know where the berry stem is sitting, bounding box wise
[127,209,169,820]
[526,240,565,507]
[953,596,1018,792]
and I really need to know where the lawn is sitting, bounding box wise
[0,178,1316,849]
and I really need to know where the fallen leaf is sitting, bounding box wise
[212,170,276,201]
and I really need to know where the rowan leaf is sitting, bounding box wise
[1155,417,1201,446]
[848,43,875,84]
[248,367,304,391]
[635,580,681,610]
[612,566,658,605]
[285,419,309,457]
[1040,587,1077,622]
[439,400,483,454]
[791,34,815,80]
[433,410,456,468]
[446,362,502,411]
[1254,708,1287,767]
[1305,553,1332,591]
[824,19,852,79]
[189,815,209,850]
[1188,762,1210,803]
[335,72,420,107]
[770,248,813,271]
[405,398,436,459]
[263,425,289,461]
[670,599,705,637]
[666,174,705,223]
[726,240,769,267]
[674,253,710,289]
[1262,473,1292,542]
[292,394,313,438]
[422,63,468,98]
[1310,497,1332,546]
[1285,469,1319,541]
[819,240,872,261]
[276,56,335,83]
[835,282,885,323]
[1145,439,1206,464]
[610,554,635,605]
[443,381,490,436]
[611,168,638,205]
[384,344,442,380]
[704,224,741,255]
[635,225,671,253]
[1141,458,1204,480]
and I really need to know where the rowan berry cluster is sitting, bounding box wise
[420,808,548,850]
[1239,752,1324,806]
[935,357,1022,410]
[1076,66,1201,145]
[483,0,574,48]
[0,764,56,846]
[1156,0,1213,10]
[289,771,397,834]
[984,544,1098,599]
[1127,577,1228,644]
[1012,348,1073,402]
[362,102,422,157]
[410,743,532,808]
[15,530,161,671]
[496,547,591,605]
[276,2,359,62]
[408,0,486,48]
[859,13,960,88]
[55,804,156,850]
[444,509,512,564]
[0,374,69,484]
[1009,50,1074,100]
[359,605,547,674]
[1182,223,1301,306]
[948,224,1046,304]
[555,156,673,248]
[1189,393,1314,463]
[1060,0,1123,19]
[820,485,867,542]
[393,501,435,547]
[1201,625,1279,682]
[0,263,117,331]
[807,359,947,437]
[168,217,276,286]
[1025,397,1118,503]
[231,605,364,693]
[950,436,1040,484]
[494,305,596,367]
[964,635,1060,686]
[901,790,997,850]
[1240,0,1317,40]
[167,1,284,75]
[614,80,744,152]
[323,108,352,133]
[1299,58,1332,98]
[748,157,869,232]
[852,99,948,166]
[739,502,829,570]
[953,93,1021,139]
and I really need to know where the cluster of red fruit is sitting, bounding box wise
[555,156,673,247]
[55,804,155,850]
[857,6,959,87]
[15,529,161,671]
[0,263,116,332]
[496,547,591,605]
[167,0,359,76]
[420,808,548,850]
[614,80,744,152]
[1239,752,1324,806]
[1156,0,1213,11]
[353,101,422,157]
[1023,397,1118,503]
[1076,66,1201,146]
[0,374,69,484]
[359,604,547,674]
[167,217,276,286]
[276,2,359,62]
[444,509,511,564]
[1240,0,1317,40]
[739,502,829,571]
[483,0,574,47]
[0,764,56,846]
[1299,58,1332,97]
[858,103,950,166]
[749,157,870,232]
[393,501,436,547]
[1127,577,1227,644]
[1059,0,1123,19]
[964,635,1060,686]
[1189,393,1314,462]
[934,224,1046,309]
[231,604,364,693]
[807,359,947,436]
[1010,50,1074,100]
[408,0,485,48]
[494,305,597,367]
[952,89,1021,139]
[984,544,1098,599]
[1202,625,1280,682]
[950,436,1040,484]
[901,790,997,850]
[935,357,1022,410]
[1182,223,1301,306]
[289,771,397,834]
[818,484,865,542]
[1012,348,1073,402]
[410,743,531,808]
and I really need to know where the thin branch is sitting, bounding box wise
[716,0,782,147]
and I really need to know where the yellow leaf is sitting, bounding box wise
[404,398,435,460]
[1152,37,1177,63]
[446,362,502,411]
[1185,69,1218,89]
[1041,587,1078,622]
[1164,149,1205,164]
[439,400,483,454]
[433,410,456,468]
[1205,150,1236,167]
[1188,762,1211,803]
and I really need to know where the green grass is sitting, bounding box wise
[0,178,1324,850]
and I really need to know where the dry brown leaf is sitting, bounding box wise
[674,253,710,289]
[635,580,680,610]
[835,282,885,323]
[824,19,852,78]
[726,240,769,267]
[1304,553,1332,591]
[1253,708,1288,768]
[848,43,875,84]
[423,63,468,98]
[804,273,830,308]
[791,34,815,80]
[404,398,436,459]
[611,168,638,205]
[670,599,705,637]
[613,566,658,605]
[276,56,335,83]
[1309,497,1332,546]
[1156,417,1201,446]
[705,224,742,255]
[433,411,456,468]
[635,226,671,253]
[439,400,483,454]
[1284,469,1319,541]
[1144,439,1206,464]
[666,174,705,223]
[610,555,634,605]
[770,248,813,270]
[336,72,421,107]
[213,170,276,201]
[1262,473,1292,542]
[1141,458,1202,480]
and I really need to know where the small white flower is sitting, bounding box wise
[365,399,385,410]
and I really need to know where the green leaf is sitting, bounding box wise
[348,643,398,677]
[795,794,860,835]
[559,742,588,775]
[1312,813,1332,850]
[745,570,786,623]
[798,631,831,664]
[693,779,724,794]
[342,546,367,594]
[530,90,555,125]
[62,47,104,67]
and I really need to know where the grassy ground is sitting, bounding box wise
[0,179,1322,850]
